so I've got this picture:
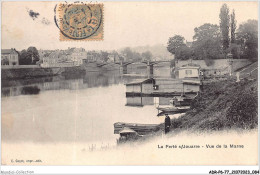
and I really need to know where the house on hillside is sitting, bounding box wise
[176,63,201,79]
[175,59,234,79]
[1,48,19,65]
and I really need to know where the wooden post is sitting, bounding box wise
[147,64,154,78]
[236,72,240,82]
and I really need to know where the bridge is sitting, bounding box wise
[97,60,171,76]
[83,60,171,77]
[117,61,171,76]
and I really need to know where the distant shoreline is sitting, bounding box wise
[1,66,86,80]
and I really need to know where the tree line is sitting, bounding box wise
[17,46,153,65]
[121,47,153,62]
[167,3,258,62]
[18,47,40,65]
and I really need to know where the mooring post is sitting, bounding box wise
[147,63,154,78]
[119,63,128,75]
[123,65,127,74]
[119,65,123,74]
[236,72,240,82]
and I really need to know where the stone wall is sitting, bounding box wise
[175,59,252,72]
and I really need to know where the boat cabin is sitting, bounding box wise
[125,78,155,93]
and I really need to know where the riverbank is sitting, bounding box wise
[128,77,258,143]
[168,78,257,132]
[114,76,258,144]
[1,66,86,80]
[1,67,61,80]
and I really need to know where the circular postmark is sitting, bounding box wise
[54,3,103,40]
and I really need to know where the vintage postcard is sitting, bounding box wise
[1,0,259,173]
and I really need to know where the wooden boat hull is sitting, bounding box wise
[157,106,190,113]
[114,122,162,135]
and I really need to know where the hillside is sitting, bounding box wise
[169,78,258,132]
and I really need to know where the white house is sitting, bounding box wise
[177,64,200,79]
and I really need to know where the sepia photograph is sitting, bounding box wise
[1,0,259,173]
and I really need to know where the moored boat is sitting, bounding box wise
[157,106,190,113]
[169,95,194,107]
[114,122,161,136]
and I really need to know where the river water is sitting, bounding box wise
[2,67,175,147]
[2,67,258,166]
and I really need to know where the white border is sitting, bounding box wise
[0,0,259,174]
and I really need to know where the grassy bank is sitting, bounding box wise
[1,66,86,80]
[169,78,258,132]
[1,67,61,80]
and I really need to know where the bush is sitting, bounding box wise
[226,92,257,129]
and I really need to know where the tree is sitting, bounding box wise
[19,49,31,65]
[170,59,175,68]
[219,3,230,53]
[141,51,153,61]
[132,52,142,62]
[230,9,237,44]
[167,35,185,55]
[228,43,241,59]
[193,23,220,42]
[27,46,40,64]
[19,47,40,65]
[192,23,223,60]
[193,38,223,60]
[175,45,192,60]
[121,47,134,61]
[237,19,258,61]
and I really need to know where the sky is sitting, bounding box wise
[1,1,258,51]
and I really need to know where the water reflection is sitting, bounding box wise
[2,70,154,97]
[21,86,41,95]
[2,67,172,144]
[1,72,104,97]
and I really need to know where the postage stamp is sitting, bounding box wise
[56,3,103,41]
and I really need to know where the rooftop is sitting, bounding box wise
[125,78,155,86]
[1,49,18,54]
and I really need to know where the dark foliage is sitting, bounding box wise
[219,3,230,52]
[167,35,186,55]
[171,79,257,131]
[226,92,258,129]
[21,86,40,95]
[19,47,40,65]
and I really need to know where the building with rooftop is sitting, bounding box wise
[177,63,200,79]
[1,48,19,66]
